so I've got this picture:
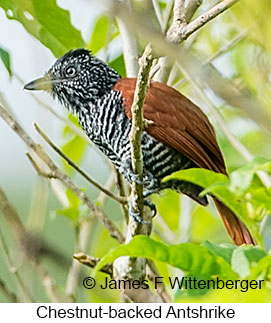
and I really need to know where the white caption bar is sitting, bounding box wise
[0,303,269,322]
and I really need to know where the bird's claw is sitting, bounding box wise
[130,173,143,185]
[128,201,150,224]
[143,170,156,189]
[128,170,156,189]
[128,199,157,224]
[143,199,157,218]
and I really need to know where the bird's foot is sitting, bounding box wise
[130,173,143,185]
[143,199,157,218]
[124,165,156,189]
[128,199,157,224]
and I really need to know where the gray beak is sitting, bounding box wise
[24,75,53,92]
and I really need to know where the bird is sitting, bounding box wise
[24,48,255,246]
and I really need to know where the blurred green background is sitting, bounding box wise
[0,0,271,303]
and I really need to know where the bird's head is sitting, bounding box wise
[24,49,120,113]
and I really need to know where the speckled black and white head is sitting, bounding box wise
[24,49,120,113]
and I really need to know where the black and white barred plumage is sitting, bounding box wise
[46,49,207,204]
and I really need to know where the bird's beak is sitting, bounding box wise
[24,74,53,92]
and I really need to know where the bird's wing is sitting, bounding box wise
[114,78,226,174]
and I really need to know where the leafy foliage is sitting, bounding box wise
[0,0,85,57]
[0,45,11,77]
[88,15,119,55]
[0,0,271,304]
[96,235,237,279]
[164,158,271,245]
[96,235,271,299]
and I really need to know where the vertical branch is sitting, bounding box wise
[113,44,154,284]
[0,227,34,302]
[129,44,154,220]
[114,0,139,76]
[173,0,186,25]
[65,218,92,302]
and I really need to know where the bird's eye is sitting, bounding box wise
[65,66,77,77]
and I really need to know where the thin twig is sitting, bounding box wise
[0,103,124,244]
[110,2,270,131]
[0,227,35,302]
[185,0,203,22]
[65,217,93,302]
[16,74,90,144]
[0,185,62,302]
[156,0,202,82]
[174,29,247,88]
[73,252,113,276]
[152,0,164,29]
[35,262,63,302]
[161,0,174,33]
[176,62,271,188]
[0,278,19,302]
[34,123,127,205]
[167,0,240,42]
[97,171,118,206]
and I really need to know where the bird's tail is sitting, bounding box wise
[213,198,256,245]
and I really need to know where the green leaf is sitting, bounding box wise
[61,114,87,175]
[88,15,110,54]
[57,188,84,223]
[250,255,271,280]
[231,245,267,278]
[202,241,236,264]
[109,54,126,77]
[61,135,87,175]
[163,168,260,243]
[191,206,224,243]
[152,190,180,232]
[0,46,12,77]
[96,235,237,279]
[229,157,271,192]
[0,0,85,57]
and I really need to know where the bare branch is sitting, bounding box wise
[129,43,154,220]
[0,185,62,302]
[114,0,139,76]
[0,278,18,302]
[173,0,186,25]
[65,218,93,301]
[174,29,247,88]
[152,0,164,29]
[185,0,203,22]
[0,227,35,302]
[110,4,270,131]
[73,252,113,276]
[168,0,240,42]
[162,0,174,33]
[0,103,124,244]
[34,262,63,302]
[73,252,168,302]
